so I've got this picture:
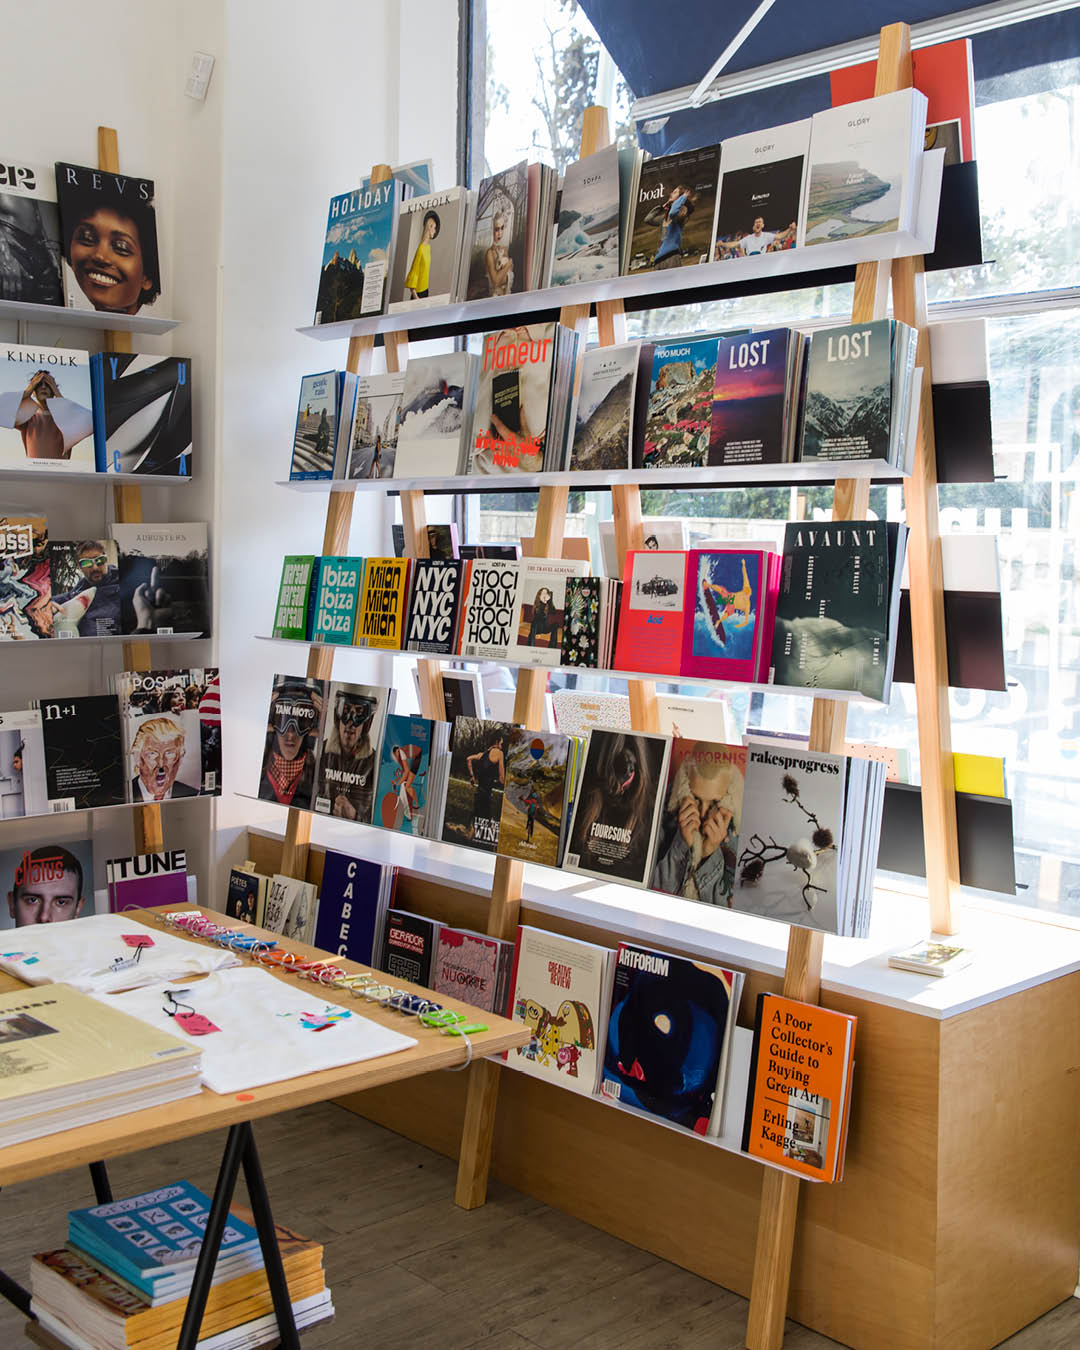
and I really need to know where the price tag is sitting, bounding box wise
[174,1012,221,1035]
[122,934,155,948]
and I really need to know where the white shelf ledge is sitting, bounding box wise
[2,631,204,649]
[0,298,180,335]
[0,467,192,487]
[295,150,943,344]
[275,457,902,495]
[238,799,1080,1021]
[252,634,882,706]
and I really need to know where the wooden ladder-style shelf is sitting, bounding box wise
[277,24,960,1343]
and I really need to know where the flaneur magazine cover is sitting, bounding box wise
[387,187,468,312]
[569,343,638,472]
[54,162,163,314]
[507,926,614,1096]
[0,839,96,930]
[374,714,435,835]
[47,538,118,639]
[441,718,518,853]
[342,372,405,480]
[497,730,571,868]
[713,122,810,259]
[642,336,720,468]
[0,709,48,818]
[466,161,528,300]
[90,354,192,476]
[111,523,210,638]
[624,146,721,274]
[564,730,670,887]
[0,159,63,304]
[314,178,397,322]
[467,324,557,475]
[313,681,393,823]
[0,516,51,640]
[39,696,126,811]
[602,941,741,1135]
[257,674,326,812]
[650,739,746,907]
[0,344,94,472]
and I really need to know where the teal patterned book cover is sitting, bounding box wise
[310,556,364,645]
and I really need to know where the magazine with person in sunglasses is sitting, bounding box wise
[312,680,395,823]
[257,674,326,811]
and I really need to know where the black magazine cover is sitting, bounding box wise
[601,942,737,1132]
[770,521,896,700]
[380,908,436,985]
[561,577,601,668]
[564,730,669,887]
[93,354,192,476]
[404,559,464,655]
[40,696,125,810]
[224,868,261,925]
[54,162,163,314]
[440,717,518,853]
[0,160,63,305]
[257,674,326,813]
[111,523,210,637]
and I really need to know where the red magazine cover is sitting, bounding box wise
[679,549,780,684]
[613,550,687,677]
[829,38,975,162]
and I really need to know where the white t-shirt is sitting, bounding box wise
[94,967,418,1094]
[0,913,240,995]
[740,230,775,255]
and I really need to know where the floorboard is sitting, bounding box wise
[0,1101,1074,1349]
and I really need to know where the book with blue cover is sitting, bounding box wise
[310,555,364,645]
[68,1182,260,1299]
[374,713,434,836]
[313,848,388,964]
[290,370,349,480]
[314,180,399,323]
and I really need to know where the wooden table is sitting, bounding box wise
[0,905,529,1349]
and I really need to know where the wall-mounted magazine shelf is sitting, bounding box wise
[253,635,886,707]
[0,297,180,336]
[0,467,192,488]
[13,791,211,826]
[5,631,203,649]
[295,151,944,347]
[276,456,905,496]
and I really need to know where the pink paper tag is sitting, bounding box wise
[174,1011,221,1035]
[122,934,155,948]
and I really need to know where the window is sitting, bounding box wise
[466,11,1080,917]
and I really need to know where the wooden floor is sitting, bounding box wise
[0,1101,1075,1350]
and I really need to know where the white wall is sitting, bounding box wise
[0,0,224,900]
[214,0,461,885]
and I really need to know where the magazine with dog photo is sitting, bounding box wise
[563,729,671,888]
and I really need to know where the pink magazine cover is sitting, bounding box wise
[679,549,778,683]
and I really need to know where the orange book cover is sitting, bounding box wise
[829,38,975,162]
[741,992,856,1183]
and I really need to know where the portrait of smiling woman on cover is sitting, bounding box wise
[56,164,163,313]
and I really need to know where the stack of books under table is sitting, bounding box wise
[27,1181,333,1349]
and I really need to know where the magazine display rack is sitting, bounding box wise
[277,24,960,1347]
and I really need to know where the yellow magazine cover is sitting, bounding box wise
[354,556,411,650]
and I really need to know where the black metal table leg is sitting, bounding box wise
[88,1160,112,1205]
[239,1121,300,1350]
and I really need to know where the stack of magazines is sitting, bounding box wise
[29,1182,333,1349]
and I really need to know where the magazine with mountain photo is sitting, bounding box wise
[313,681,393,823]
[551,145,624,286]
[0,343,94,473]
[624,147,722,274]
[0,515,50,640]
[90,354,192,477]
[797,319,895,463]
[569,342,638,472]
[465,161,529,300]
[802,88,928,245]
[497,729,571,868]
[641,336,720,468]
[713,122,810,259]
[563,729,670,888]
[340,371,405,480]
[111,523,210,638]
[387,187,468,312]
[54,162,164,314]
[0,160,63,305]
[314,179,397,323]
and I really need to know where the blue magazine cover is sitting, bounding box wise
[314,181,398,324]
[310,555,364,645]
[289,370,339,480]
[313,848,386,964]
[374,713,433,837]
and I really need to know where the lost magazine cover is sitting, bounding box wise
[54,162,164,315]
